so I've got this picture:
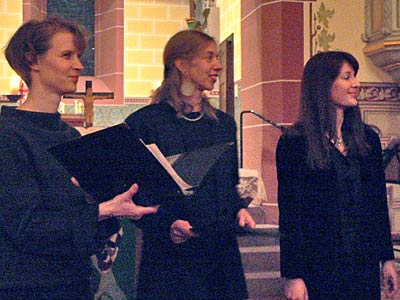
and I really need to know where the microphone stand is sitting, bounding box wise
[239,110,287,168]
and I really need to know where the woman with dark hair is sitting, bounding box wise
[125,29,255,300]
[276,51,398,300]
[0,16,157,300]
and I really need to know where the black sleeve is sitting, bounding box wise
[364,127,394,261]
[276,134,308,279]
[0,133,104,258]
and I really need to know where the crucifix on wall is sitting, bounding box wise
[63,80,114,128]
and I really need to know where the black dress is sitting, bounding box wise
[125,103,248,300]
[276,125,394,300]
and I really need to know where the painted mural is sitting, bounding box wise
[310,2,335,55]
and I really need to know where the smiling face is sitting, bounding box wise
[31,31,84,96]
[330,61,360,110]
[182,41,223,92]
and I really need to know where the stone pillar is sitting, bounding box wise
[23,0,47,20]
[241,1,311,203]
[95,0,124,104]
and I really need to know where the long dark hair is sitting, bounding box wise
[295,51,370,170]
[151,29,217,119]
[4,15,87,88]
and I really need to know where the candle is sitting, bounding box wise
[9,76,21,95]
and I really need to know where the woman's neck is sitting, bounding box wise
[19,90,61,113]
[182,90,203,112]
[335,109,344,138]
[332,109,347,154]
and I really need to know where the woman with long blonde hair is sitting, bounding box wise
[126,29,255,300]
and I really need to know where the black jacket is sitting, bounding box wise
[276,124,394,297]
[125,103,248,300]
[0,106,113,294]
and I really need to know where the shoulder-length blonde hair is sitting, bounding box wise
[151,29,217,119]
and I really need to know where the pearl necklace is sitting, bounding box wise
[182,112,204,122]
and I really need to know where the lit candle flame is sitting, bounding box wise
[9,76,21,95]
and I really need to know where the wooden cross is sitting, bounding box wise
[63,80,114,128]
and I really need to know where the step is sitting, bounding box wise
[246,206,269,224]
[240,246,280,273]
[246,276,285,300]
[237,224,279,248]
[241,250,283,299]
[260,203,279,225]
[238,225,284,300]
[246,203,279,226]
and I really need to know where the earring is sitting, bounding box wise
[180,79,195,97]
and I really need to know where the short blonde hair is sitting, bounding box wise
[5,16,87,88]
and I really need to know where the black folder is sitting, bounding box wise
[48,123,232,205]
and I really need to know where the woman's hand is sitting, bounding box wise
[382,260,398,299]
[284,278,308,300]
[72,178,158,221]
[170,220,199,244]
[237,208,256,229]
[98,183,159,221]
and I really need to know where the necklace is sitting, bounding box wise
[335,137,344,146]
[182,112,204,122]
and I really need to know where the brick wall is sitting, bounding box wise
[0,0,22,94]
[124,0,189,97]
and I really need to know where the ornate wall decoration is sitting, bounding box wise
[310,2,336,55]
[358,82,399,102]
[187,0,216,30]
[363,0,400,81]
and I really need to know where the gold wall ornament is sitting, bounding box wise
[188,0,216,30]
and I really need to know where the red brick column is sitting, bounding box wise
[95,0,124,104]
[241,1,312,204]
[23,0,47,20]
